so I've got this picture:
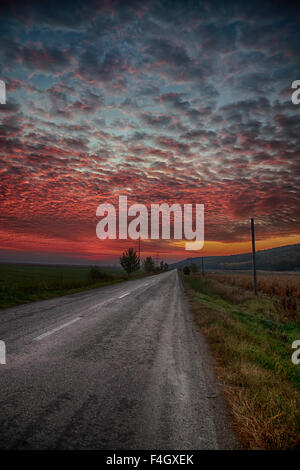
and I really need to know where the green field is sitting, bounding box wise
[0,263,126,309]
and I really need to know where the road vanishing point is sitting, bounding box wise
[0,269,238,449]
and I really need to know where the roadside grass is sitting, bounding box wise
[182,274,300,449]
[0,264,149,309]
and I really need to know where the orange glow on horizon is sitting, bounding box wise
[0,227,299,263]
[191,234,300,257]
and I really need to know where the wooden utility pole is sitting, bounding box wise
[251,218,257,295]
[138,237,141,263]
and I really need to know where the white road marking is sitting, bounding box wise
[87,300,108,311]
[87,277,158,312]
[34,317,81,341]
[118,292,129,299]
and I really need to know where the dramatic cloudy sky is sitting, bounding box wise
[0,0,299,263]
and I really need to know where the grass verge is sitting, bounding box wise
[182,273,300,450]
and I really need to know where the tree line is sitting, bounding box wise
[120,248,168,275]
[180,263,199,275]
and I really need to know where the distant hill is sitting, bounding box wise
[171,243,300,272]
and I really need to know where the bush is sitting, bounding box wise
[183,266,190,275]
[143,256,155,273]
[88,266,115,282]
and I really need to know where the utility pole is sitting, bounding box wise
[251,218,257,295]
[138,237,141,268]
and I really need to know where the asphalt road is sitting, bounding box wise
[0,269,238,449]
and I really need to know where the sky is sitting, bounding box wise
[0,0,299,264]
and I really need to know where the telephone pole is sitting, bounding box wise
[251,218,257,295]
[138,237,141,267]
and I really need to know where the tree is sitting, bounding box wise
[183,265,190,275]
[190,263,198,273]
[143,256,155,273]
[160,260,169,272]
[120,247,140,275]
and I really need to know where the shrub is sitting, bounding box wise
[88,266,115,282]
[183,266,190,275]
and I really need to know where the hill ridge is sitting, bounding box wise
[171,243,300,271]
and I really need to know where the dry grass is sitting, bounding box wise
[183,274,300,450]
[205,272,300,321]
[207,272,300,298]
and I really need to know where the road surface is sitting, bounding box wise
[0,269,238,449]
